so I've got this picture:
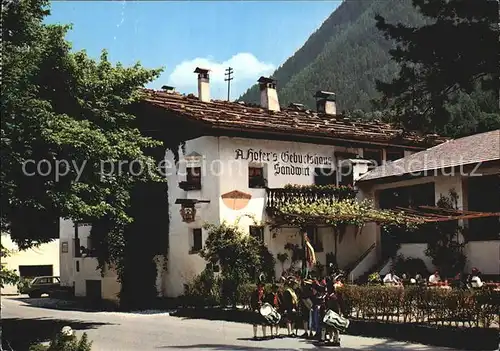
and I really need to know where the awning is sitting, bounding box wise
[394,205,500,223]
[267,205,500,227]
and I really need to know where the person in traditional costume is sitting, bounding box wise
[250,275,267,340]
[309,279,326,340]
[315,280,328,342]
[280,276,299,337]
[265,282,282,338]
[297,279,314,338]
[319,273,347,346]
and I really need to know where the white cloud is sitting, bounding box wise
[165,53,275,100]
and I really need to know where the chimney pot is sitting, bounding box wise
[257,76,280,111]
[314,90,336,115]
[161,85,175,93]
[194,67,210,102]
[289,103,305,111]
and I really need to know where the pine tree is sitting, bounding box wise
[374,0,500,136]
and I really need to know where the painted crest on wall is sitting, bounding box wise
[221,190,252,211]
[180,206,196,223]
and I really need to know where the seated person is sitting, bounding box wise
[401,273,410,286]
[383,270,401,285]
[428,270,441,285]
[469,268,484,288]
[451,272,467,289]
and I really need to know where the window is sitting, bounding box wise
[379,182,435,210]
[378,182,435,243]
[61,241,68,253]
[249,166,266,188]
[306,227,323,252]
[249,226,264,242]
[467,174,500,241]
[363,148,383,169]
[74,238,81,257]
[337,161,353,186]
[185,167,201,190]
[386,148,405,162]
[82,237,96,257]
[190,228,203,253]
[314,168,336,186]
[18,265,53,279]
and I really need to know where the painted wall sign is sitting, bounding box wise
[221,190,252,211]
[234,148,333,176]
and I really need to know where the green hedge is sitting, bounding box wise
[340,285,499,328]
[182,280,499,328]
[181,278,273,308]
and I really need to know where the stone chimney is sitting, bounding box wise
[314,91,336,115]
[258,76,280,112]
[194,67,210,102]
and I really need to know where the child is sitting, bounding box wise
[250,281,267,340]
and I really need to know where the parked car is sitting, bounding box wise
[21,276,62,298]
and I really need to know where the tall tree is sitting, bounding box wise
[1,0,164,290]
[374,0,500,136]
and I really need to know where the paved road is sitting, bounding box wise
[2,296,456,351]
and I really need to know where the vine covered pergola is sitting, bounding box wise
[265,184,500,270]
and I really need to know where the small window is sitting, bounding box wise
[386,149,404,162]
[76,261,80,272]
[314,168,336,186]
[363,148,383,169]
[337,161,353,186]
[249,166,266,188]
[74,238,81,258]
[306,227,323,252]
[190,228,203,253]
[18,265,53,279]
[249,226,264,242]
[186,167,201,189]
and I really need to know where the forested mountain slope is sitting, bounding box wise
[239,0,426,112]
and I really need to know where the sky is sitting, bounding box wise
[47,1,341,100]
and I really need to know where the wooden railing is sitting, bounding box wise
[344,242,376,279]
[266,187,339,210]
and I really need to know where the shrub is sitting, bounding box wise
[339,285,499,327]
[425,191,467,277]
[29,327,92,351]
[198,221,275,307]
[17,277,33,294]
[181,268,221,308]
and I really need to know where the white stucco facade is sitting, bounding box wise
[162,136,381,297]
[1,233,59,295]
[59,219,120,301]
[61,135,387,299]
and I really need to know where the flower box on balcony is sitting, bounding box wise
[265,184,357,211]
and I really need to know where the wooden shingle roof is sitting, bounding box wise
[358,129,500,182]
[143,89,447,148]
